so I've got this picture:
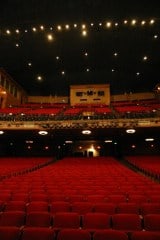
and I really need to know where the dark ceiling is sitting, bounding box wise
[1,126,159,143]
[0,126,158,156]
[0,0,160,96]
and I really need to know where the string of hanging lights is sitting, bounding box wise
[0,18,157,37]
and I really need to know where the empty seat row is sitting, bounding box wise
[0,227,160,240]
[126,156,160,180]
[1,193,160,204]
[1,201,160,216]
[0,212,160,232]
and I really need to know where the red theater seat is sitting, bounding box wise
[68,195,86,202]
[29,194,48,202]
[21,227,55,240]
[49,195,66,202]
[116,203,140,214]
[82,213,111,232]
[130,231,159,240]
[144,214,160,231]
[0,201,5,211]
[53,212,80,229]
[112,214,142,231]
[93,230,128,240]
[0,226,21,240]
[57,229,91,240]
[94,203,116,214]
[149,196,160,203]
[0,211,25,227]
[127,195,148,204]
[26,212,52,227]
[11,194,29,202]
[108,195,126,203]
[140,203,160,215]
[71,202,94,215]
[0,194,11,202]
[5,201,26,212]
[26,201,49,212]
[86,195,107,203]
[50,201,71,214]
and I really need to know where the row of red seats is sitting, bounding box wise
[0,157,160,200]
[126,156,160,179]
[63,107,113,115]
[1,99,159,118]
[1,193,160,204]
[0,156,160,240]
[0,227,159,240]
[0,107,62,115]
[0,211,160,232]
[1,185,159,194]
[1,183,159,194]
[111,99,160,106]
[114,106,152,113]
[0,159,156,183]
[1,201,160,216]
[0,157,52,177]
[20,103,68,108]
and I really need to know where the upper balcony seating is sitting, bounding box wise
[0,99,158,121]
[114,105,152,113]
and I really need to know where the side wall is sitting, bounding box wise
[0,69,27,107]
[28,92,156,105]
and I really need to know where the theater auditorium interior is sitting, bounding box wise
[0,1,160,240]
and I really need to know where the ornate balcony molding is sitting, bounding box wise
[0,117,159,130]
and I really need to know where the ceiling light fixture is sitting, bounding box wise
[143,56,148,61]
[65,24,70,30]
[47,34,53,41]
[38,130,48,135]
[57,25,62,31]
[150,19,155,25]
[37,75,43,81]
[15,29,20,33]
[104,140,113,143]
[145,138,154,142]
[6,29,11,34]
[82,130,91,135]
[40,25,44,30]
[131,19,137,25]
[126,129,136,134]
[82,30,87,36]
[106,22,112,28]
[65,140,73,143]
[32,27,37,32]
[141,20,146,25]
